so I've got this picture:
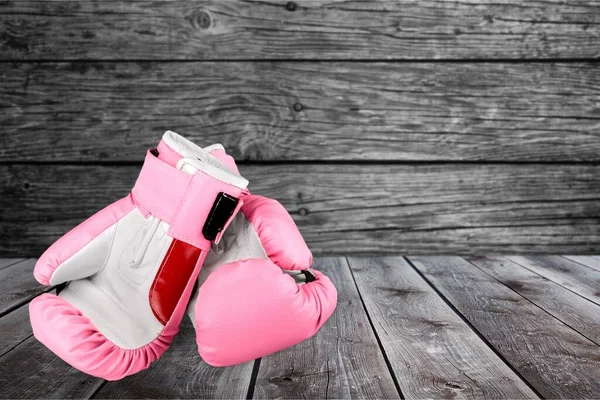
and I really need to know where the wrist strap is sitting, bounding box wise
[132,150,244,250]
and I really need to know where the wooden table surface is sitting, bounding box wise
[1,255,600,399]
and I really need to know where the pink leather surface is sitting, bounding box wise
[30,293,169,381]
[208,149,240,174]
[134,149,245,250]
[195,260,337,366]
[34,195,135,286]
[131,150,194,225]
[29,216,213,380]
[167,171,245,250]
[31,134,246,380]
[194,195,337,366]
[243,195,313,270]
[36,149,239,286]
[156,139,183,169]
[29,236,211,381]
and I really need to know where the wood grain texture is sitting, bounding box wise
[410,256,600,399]
[347,256,537,399]
[563,255,600,272]
[2,163,599,256]
[0,258,25,270]
[253,257,400,399]
[0,259,51,315]
[1,1,599,60]
[0,336,104,399]
[0,303,32,357]
[2,62,600,162]
[507,256,600,305]
[94,319,254,399]
[466,256,600,345]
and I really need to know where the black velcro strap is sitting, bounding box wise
[202,192,239,241]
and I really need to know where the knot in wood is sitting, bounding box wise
[293,102,303,112]
[188,9,212,30]
[286,1,297,11]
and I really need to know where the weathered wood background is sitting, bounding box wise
[1,1,599,255]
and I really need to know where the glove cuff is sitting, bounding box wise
[132,150,247,250]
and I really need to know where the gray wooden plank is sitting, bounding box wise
[563,255,600,273]
[2,163,600,256]
[507,256,600,305]
[466,256,600,345]
[0,258,26,270]
[410,256,600,399]
[1,1,598,60]
[2,62,600,162]
[0,336,104,399]
[348,256,537,399]
[0,304,33,358]
[0,259,52,315]
[94,318,253,399]
[253,257,399,399]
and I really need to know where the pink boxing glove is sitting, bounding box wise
[29,131,248,380]
[186,151,338,367]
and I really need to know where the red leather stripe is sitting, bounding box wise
[150,239,201,325]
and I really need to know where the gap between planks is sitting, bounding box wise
[409,256,600,398]
[402,256,542,397]
[346,256,405,399]
[348,256,538,398]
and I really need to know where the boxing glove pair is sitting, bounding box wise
[30,131,337,380]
